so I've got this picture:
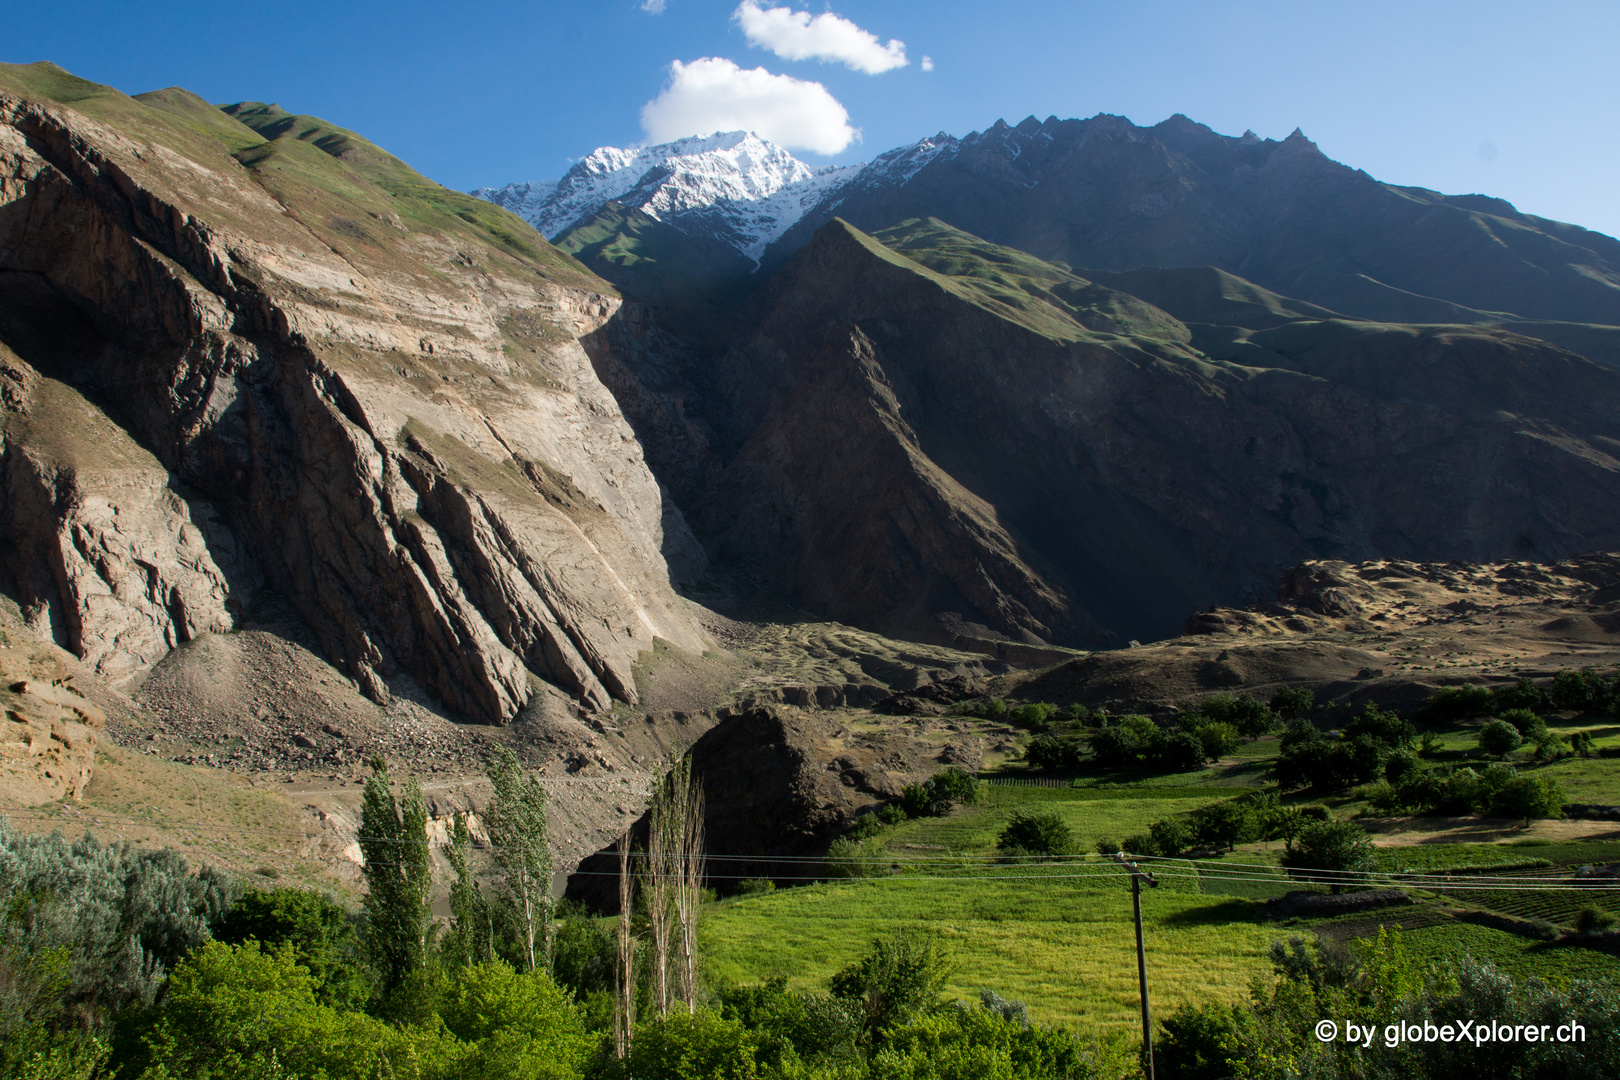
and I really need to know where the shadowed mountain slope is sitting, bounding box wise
[597,218,1620,647]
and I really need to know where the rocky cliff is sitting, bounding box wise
[0,63,709,723]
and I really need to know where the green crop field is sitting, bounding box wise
[701,874,1279,1033]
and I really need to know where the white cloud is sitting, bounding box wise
[641,57,857,155]
[733,1,907,74]
[641,0,666,12]
[921,56,934,72]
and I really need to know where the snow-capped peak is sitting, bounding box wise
[475,131,865,265]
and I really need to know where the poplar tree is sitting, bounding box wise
[441,810,491,969]
[483,745,554,971]
[359,757,432,995]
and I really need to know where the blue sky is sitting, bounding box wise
[7,0,1618,238]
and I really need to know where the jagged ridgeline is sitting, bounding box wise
[0,61,709,723]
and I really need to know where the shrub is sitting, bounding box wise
[1094,837,1120,856]
[1477,719,1523,757]
[830,930,954,1044]
[1499,708,1540,735]
[216,886,369,1009]
[824,838,880,879]
[1122,832,1157,857]
[997,811,1074,857]
[877,803,908,826]
[1268,687,1316,721]
[602,1009,768,1080]
[1382,749,1423,786]
[849,811,886,840]
[1418,731,1441,757]
[1280,820,1377,891]
[736,878,776,896]
[1568,730,1597,757]
[1575,904,1617,934]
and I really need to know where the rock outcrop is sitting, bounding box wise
[0,64,708,721]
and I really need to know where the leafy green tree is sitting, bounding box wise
[1195,802,1256,852]
[829,931,954,1045]
[1421,685,1494,722]
[1550,667,1612,713]
[215,886,370,1009]
[1157,730,1207,772]
[1491,677,1548,713]
[1088,714,1162,769]
[437,961,594,1078]
[1477,719,1523,758]
[996,811,1073,857]
[1189,721,1240,762]
[484,745,554,972]
[600,1010,768,1080]
[1009,702,1056,730]
[549,902,615,1001]
[1344,704,1416,749]
[138,939,454,1080]
[1022,734,1084,771]
[1148,817,1194,856]
[441,811,492,971]
[717,976,860,1067]
[901,769,980,817]
[1197,693,1277,738]
[871,1005,1119,1079]
[359,758,433,997]
[1485,774,1565,826]
[1280,820,1377,892]
[1268,687,1316,721]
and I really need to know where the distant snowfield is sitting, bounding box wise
[473,130,958,266]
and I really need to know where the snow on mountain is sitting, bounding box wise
[473,130,975,267]
[475,131,865,265]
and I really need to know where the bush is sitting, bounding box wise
[1382,749,1423,786]
[824,838,881,879]
[601,1009,769,1080]
[1123,832,1158,857]
[215,886,370,1009]
[1575,904,1617,934]
[829,930,954,1044]
[1499,708,1540,735]
[1477,719,1523,757]
[902,768,982,818]
[1568,730,1597,757]
[1094,837,1119,856]
[849,811,886,841]
[877,803,908,826]
[1280,820,1377,892]
[1422,684,1495,722]
[1268,687,1316,721]
[736,878,776,896]
[996,811,1074,857]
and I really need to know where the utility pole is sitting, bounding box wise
[1114,853,1159,1080]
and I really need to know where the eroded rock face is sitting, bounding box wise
[0,73,708,720]
[0,636,104,804]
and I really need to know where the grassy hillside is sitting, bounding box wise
[0,61,602,292]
